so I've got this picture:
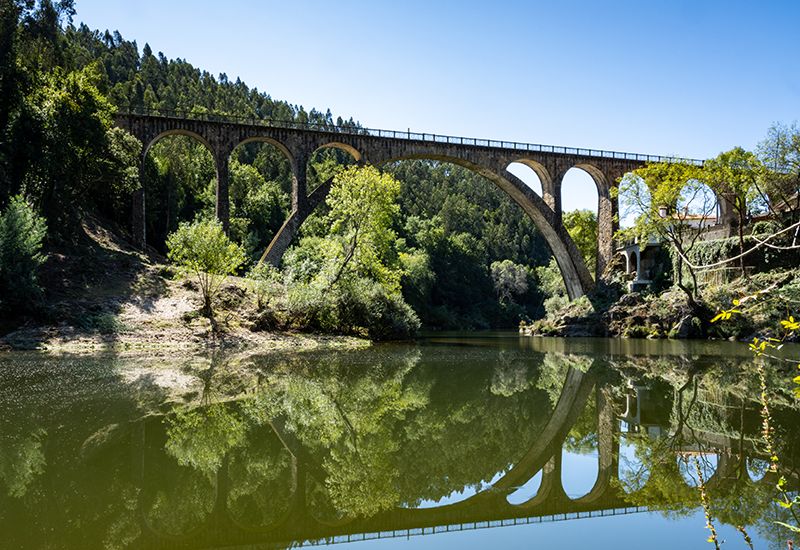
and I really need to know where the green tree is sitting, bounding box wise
[166,218,246,319]
[563,209,598,277]
[704,147,765,276]
[323,165,403,290]
[18,63,126,232]
[490,259,532,305]
[0,195,47,314]
[281,166,419,338]
[618,161,710,301]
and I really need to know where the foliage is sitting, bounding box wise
[563,209,598,275]
[228,160,289,262]
[285,274,420,340]
[15,63,138,233]
[678,233,798,276]
[618,161,712,300]
[165,404,246,475]
[280,166,419,338]
[0,195,47,313]
[166,218,246,316]
[490,259,532,304]
[389,160,550,328]
[704,147,766,276]
[535,258,568,316]
[757,122,800,223]
[246,261,282,310]
[324,165,403,289]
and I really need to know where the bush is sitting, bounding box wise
[246,262,283,310]
[0,196,47,314]
[78,312,126,334]
[166,218,246,317]
[286,276,420,340]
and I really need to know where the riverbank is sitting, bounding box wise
[523,269,800,341]
[0,217,369,353]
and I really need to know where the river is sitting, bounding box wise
[0,334,798,549]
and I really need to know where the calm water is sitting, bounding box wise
[0,335,798,549]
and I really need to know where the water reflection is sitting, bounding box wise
[0,337,798,549]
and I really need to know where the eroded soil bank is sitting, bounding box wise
[0,218,368,354]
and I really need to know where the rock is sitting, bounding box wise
[670,315,692,339]
[617,292,642,307]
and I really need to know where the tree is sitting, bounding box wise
[0,195,48,315]
[280,166,421,338]
[618,161,710,302]
[704,147,765,277]
[323,165,403,290]
[166,218,246,319]
[490,259,531,305]
[17,63,123,232]
[757,122,800,242]
[563,209,598,276]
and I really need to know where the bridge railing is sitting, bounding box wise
[117,106,704,165]
[298,506,649,547]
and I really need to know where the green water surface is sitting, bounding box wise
[0,335,797,549]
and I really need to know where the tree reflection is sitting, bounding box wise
[0,428,46,498]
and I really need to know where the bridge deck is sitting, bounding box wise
[117,108,703,165]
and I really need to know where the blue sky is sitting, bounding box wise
[74,0,800,212]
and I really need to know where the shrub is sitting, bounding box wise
[78,312,126,334]
[247,262,283,310]
[0,196,47,314]
[166,218,246,317]
[286,276,420,340]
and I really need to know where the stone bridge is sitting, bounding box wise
[115,111,698,298]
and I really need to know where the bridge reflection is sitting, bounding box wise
[128,352,794,549]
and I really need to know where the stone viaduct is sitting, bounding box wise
[115,111,697,299]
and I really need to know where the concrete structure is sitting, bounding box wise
[115,111,700,299]
[617,238,662,291]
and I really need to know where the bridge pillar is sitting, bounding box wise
[542,163,571,222]
[596,174,621,281]
[596,385,620,492]
[214,148,231,233]
[539,452,569,504]
[259,177,334,267]
[716,190,739,237]
[542,179,561,219]
[132,153,147,248]
[292,151,310,213]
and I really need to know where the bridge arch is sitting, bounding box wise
[140,131,217,248]
[234,136,295,167]
[144,129,213,159]
[372,152,594,298]
[311,141,363,163]
[507,159,552,194]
